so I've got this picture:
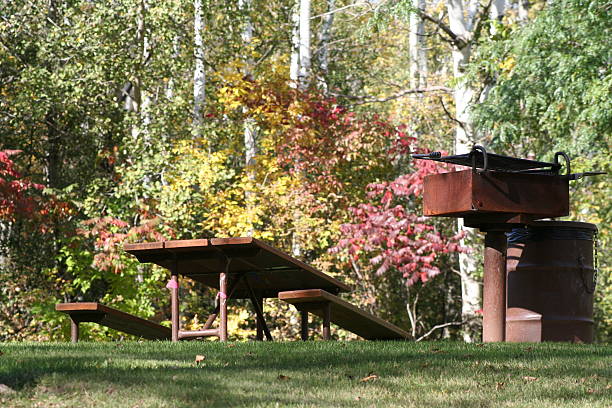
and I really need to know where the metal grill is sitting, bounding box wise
[411,146,560,173]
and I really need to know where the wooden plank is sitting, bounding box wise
[279,290,409,340]
[55,303,171,340]
[124,242,164,251]
[164,239,209,249]
[56,302,103,312]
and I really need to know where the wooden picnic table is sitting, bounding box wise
[124,237,350,342]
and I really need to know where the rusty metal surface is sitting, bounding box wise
[506,308,542,343]
[506,221,596,343]
[423,170,569,219]
[483,231,507,342]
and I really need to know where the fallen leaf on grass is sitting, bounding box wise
[522,376,538,382]
[360,373,378,383]
[195,355,206,364]
[496,382,505,390]
[524,347,533,352]
[277,374,291,381]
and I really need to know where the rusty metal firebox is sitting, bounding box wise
[413,146,603,343]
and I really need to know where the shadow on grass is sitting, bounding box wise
[1,341,610,407]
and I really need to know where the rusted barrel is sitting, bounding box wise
[506,221,597,343]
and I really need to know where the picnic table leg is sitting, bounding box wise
[171,260,180,342]
[244,279,273,341]
[219,259,230,341]
[256,296,264,341]
[203,275,244,331]
[322,302,331,340]
[70,318,79,343]
[300,310,308,341]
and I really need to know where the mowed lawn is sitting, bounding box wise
[0,341,610,407]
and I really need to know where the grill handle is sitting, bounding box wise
[471,145,488,173]
[554,151,571,176]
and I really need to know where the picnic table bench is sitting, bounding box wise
[56,302,171,342]
[279,289,410,340]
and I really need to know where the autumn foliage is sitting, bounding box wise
[334,156,464,286]
[0,150,45,222]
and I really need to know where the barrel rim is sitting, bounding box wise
[528,220,597,231]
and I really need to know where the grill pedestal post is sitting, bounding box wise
[482,230,507,342]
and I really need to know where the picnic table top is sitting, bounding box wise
[124,237,351,298]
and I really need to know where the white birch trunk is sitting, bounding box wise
[131,0,151,145]
[297,0,311,89]
[239,0,258,236]
[447,0,479,342]
[318,0,335,91]
[193,0,206,131]
[289,2,300,86]
[409,0,427,88]
[292,0,313,256]
[518,0,529,22]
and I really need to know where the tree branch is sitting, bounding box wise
[438,96,467,132]
[416,9,468,49]
[331,86,452,105]
[416,320,466,341]
[471,0,495,45]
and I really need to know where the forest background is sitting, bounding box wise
[1,0,610,342]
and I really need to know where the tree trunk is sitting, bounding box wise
[193,0,206,131]
[518,0,529,22]
[297,0,311,89]
[409,0,427,89]
[317,0,335,92]
[289,1,300,86]
[240,0,258,236]
[446,0,507,342]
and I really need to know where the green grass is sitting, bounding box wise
[0,341,610,407]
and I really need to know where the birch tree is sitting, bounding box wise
[193,0,206,130]
[414,0,506,341]
[318,0,335,91]
[289,2,300,85]
[409,0,427,88]
[239,0,258,236]
[297,0,311,89]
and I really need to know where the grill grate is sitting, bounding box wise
[412,147,559,173]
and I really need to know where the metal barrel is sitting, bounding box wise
[506,221,597,343]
